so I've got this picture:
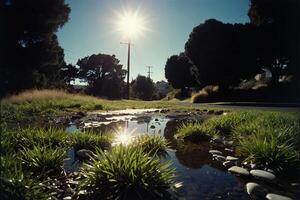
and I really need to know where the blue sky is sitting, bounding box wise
[57,0,250,82]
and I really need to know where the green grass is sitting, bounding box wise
[78,145,176,200]
[70,131,112,151]
[239,132,300,173]
[132,134,169,156]
[20,145,67,177]
[176,122,211,142]
[175,110,300,173]
[1,127,70,153]
[0,156,50,200]
[1,89,217,122]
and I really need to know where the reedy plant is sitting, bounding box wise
[176,122,211,142]
[70,131,112,151]
[78,145,176,200]
[132,134,169,156]
[20,145,66,178]
[0,156,49,200]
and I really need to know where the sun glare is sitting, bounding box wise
[116,10,147,39]
[113,127,137,146]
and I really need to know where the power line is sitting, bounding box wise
[146,66,153,79]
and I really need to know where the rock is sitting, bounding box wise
[211,136,224,144]
[246,182,268,199]
[228,166,250,176]
[250,170,276,182]
[250,163,257,169]
[212,154,226,161]
[223,161,234,168]
[76,149,94,159]
[226,156,239,162]
[225,148,234,152]
[291,182,300,188]
[266,193,293,200]
[224,140,234,146]
[207,110,214,114]
[160,109,169,113]
[209,150,223,155]
[214,111,223,115]
[150,125,156,129]
[267,169,275,174]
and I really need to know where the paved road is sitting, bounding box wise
[178,102,300,112]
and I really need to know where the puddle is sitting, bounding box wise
[64,109,249,199]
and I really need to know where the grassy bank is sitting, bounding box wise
[176,111,300,173]
[0,127,176,199]
[1,89,197,122]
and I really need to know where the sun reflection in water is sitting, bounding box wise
[113,127,137,146]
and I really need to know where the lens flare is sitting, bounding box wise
[115,9,148,39]
[113,127,137,146]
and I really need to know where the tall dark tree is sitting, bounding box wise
[131,75,156,101]
[248,0,300,87]
[60,64,78,86]
[0,0,71,96]
[185,19,260,89]
[77,54,126,99]
[165,53,197,90]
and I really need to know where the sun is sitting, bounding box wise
[116,10,147,39]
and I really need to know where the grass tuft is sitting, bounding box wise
[176,122,211,142]
[20,145,66,177]
[79,145,175,199]
[0,156,49,200]
[239,132,300,172]
[70,131,112,151]
[132,134,169,156]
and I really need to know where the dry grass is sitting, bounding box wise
[3,89,99,104]
[191,85,219,103]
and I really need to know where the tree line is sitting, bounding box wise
[0,0,160,100]
[165,0,300,102]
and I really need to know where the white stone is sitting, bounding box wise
[246,182,268,199]
[250,170,276,182]
[226,156,239,161]
[266,193,293,200]
[209,150,223,155]
[228,166,250,176]
[223,161,234,168]
[76,149,94,159]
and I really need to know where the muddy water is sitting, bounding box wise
[65,109,249,200]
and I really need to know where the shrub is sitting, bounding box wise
[132,134,169,156]
[20,146,66,177]
[79,145,175,199]
[70,131,112,151]
[176,122,211,142]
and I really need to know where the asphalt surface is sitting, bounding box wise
[178,102,300,112]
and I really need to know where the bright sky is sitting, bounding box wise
[57,0,250,82]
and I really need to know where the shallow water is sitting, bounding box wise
[64,109,249,200]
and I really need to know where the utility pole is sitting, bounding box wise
[146,66,153,79]
[121,41,133,99]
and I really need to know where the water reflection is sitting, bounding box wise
[65,113,249,199]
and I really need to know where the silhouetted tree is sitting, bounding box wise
[185,19,260,89]
[165,53,197,90]
[131,75,156,100]
[248,0,300,88]
[77,54,126,99]
[60,64,78,85]
[0,0,71,96]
